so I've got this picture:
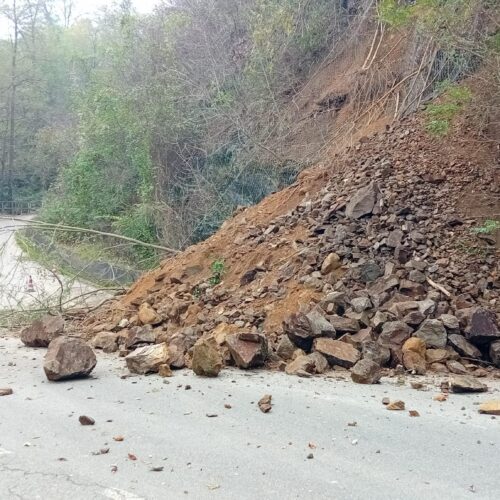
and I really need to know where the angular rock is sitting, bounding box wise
[285,355,316,376]
[44,337,97,381]
[313,338,360,368]
[490,341,500,368]
[351,297,372,313]
[92,331,119,353]
[386,229,403,248]
[226,333,268,369]
[327,315,360,334]
[403,310,425,327]
[307,352,329,374]
[276,335,296,360]
[439,314,460,332]
[450,375,487,393]
[387,400,405,410]
[479,401,500,415]
[192,338,222,377]
[359,262,382,283]
[158,364,173,377]
[125,325,156,349]
[378,321,412,348]
[21,314,64,348]
[125,343,169,375]
[425,348,449,364]
[284,310,335,351]
[414,319,447,348]
[446,360,468,375]
[0,388,13,396]
[448,334,481,359]
[321,253,341,274]
[351,359,381,384]
[467,309,500,346]
[138,303,161,326]
[362,340,390,366]
[345,182,380,219]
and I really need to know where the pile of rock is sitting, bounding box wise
[69,115,498,382]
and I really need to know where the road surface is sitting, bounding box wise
[0,216,106,312]
[1,334,499,500]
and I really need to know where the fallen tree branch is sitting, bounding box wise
[426,277,452,298]
[1,217,179,254]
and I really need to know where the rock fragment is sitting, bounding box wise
[226,333,268,369]
[313,338,360,368]
[351,359,381,384]
[258,394,272,413]
[450,376,488,393]
[192,338,222,377]
[44,337,97,381]
[21,314,64,347]
[125,343,169,375]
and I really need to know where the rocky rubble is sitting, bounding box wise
[64,115,499,383]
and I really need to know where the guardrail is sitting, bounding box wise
[0,201,37,215]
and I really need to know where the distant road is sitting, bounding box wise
[0,216,106,311]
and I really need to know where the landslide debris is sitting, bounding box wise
[41,114,500,383]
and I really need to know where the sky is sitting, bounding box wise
[0,0,160,38]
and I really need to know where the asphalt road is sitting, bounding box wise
[1,335,499,499]
[0,216,106,311]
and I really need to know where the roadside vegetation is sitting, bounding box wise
[0,0,498,269]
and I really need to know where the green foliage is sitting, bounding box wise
[471,220,500,234]
[209,259,226,286]
[378,0,413,27]
[425,82,471,136]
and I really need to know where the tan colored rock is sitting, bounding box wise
[21,314,64,347]
[321,253,341,274]
[402,337,426,357]
[387,400,405,410]
[402,351,426,375]
[44,337,97,381]
[313,338,360,368]
[425,349,449,364]
[478,401,500,415]
[446,360,468,375]
[0,388,13,396]
[158,364,173,377]
[125,343,169,374]
[191,338,222,377]
[138,303,161,325]
[226,333,268,369]
[92,331,119,353]
[285,355,315,376]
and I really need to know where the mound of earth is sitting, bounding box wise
[72,112,499,381]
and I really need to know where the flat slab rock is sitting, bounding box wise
[450,375,488,393]
[44,337,97,381]
[313,338,360,368]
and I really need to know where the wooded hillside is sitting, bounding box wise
[0,0,498,268]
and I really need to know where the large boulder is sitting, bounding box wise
[414,319,447,348]
[21,315,64,348]
[125,343,169,374]
[466,309,500,346]
[44,337,96,381]
[313,338,360,368]
[285,352,328,376]
[448,334,481,359]
[283,310,335,351]
[345,182,381,219]
[192,338,222,377]
[226,333,268,369]
[378,321,412,348]
[276,335,296,360]
[351,359,381,384]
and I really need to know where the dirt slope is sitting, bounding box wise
[75,102,499,379]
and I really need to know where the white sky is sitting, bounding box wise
[0,0,160,38]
